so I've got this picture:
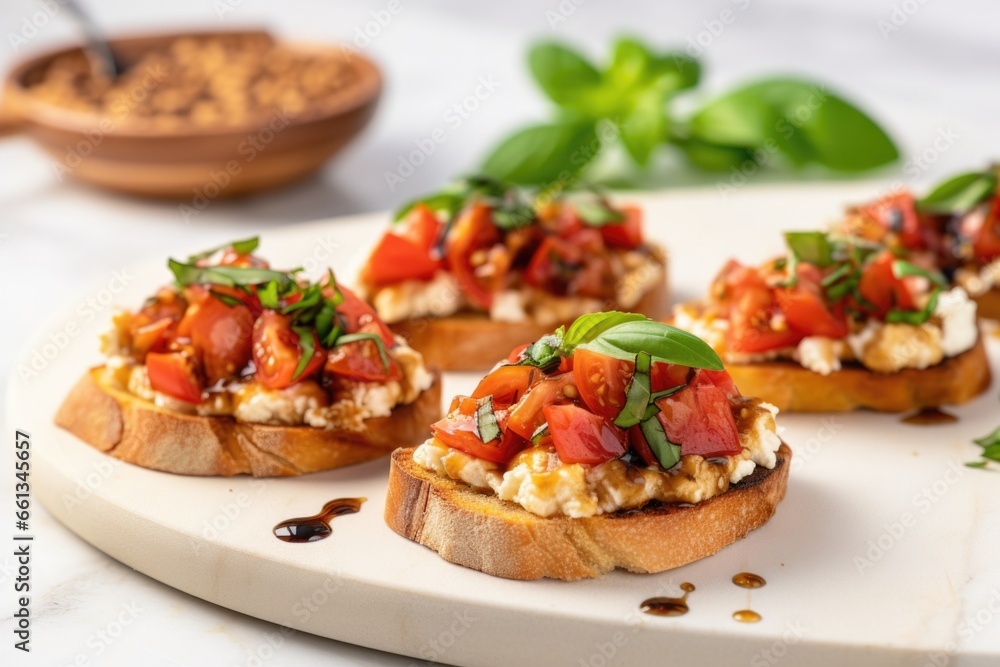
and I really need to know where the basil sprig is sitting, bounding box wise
[481,36,896,187]
[967,425,1000,469]
[476,396,501,443]
[578,320,724,370]
[918,169,998,215]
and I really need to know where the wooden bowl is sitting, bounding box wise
[1,30,381,199]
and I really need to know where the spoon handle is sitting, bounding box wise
[61,0,124,79]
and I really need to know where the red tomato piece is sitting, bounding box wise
[973,197,1000,263]
[857,251,918,317]
[431,411,526,464]
[251,311,324,389]
[543,404,627,465]
[131,317,176,358]
[600,205,643,249]
[572,348,634,421]
[181,293,255,383]
[857,191,927,251]
[146,352,204,404]
[336,286,397,347]
[506,372,577,440]
[655,385,741,458]
[472,364,539,406]
[627,425,661,468]
[650,362,691,394]
[364,234,442,287]
[775,288,849,339]
[446,203,500,309]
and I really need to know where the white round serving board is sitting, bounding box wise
[12,184,1000,667]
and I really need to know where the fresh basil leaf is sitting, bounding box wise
[474,396,501,443]
[282,284,323,314]
[687,78,898,172]
[649,384,686,402]
[886,289,939,325]
[785,231,833,267]
[187,236,259,262]
[821,263,852,288]
[649,52,700,92]
[481,120,598,185]
[891,259,947,289]
[917,171,997,215]
[983,444,1000,462]
[529,42,603,110]
[615,352,651,428]
[335,332,390,371]
[639,415,680,469]
[394,191,464,223]
[314,301,343,348]
[607,37,655,90]
[562,312,646,352]
[169,259,293,289]
[620,83,669,165]
[291,326,316,381]
[974,425,1000,449]
[517,334,563,372]
[966,461,989,469]
[581,320,723,370]
[676,138,755,172]
[258,281,280,309]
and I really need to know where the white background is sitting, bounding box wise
[1,1,998,665]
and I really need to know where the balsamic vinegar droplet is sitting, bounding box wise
[732,572,766,589]
[273,497,366,543]
[641,583,695,617]
[733,609,762,623]
[901,407,958,426]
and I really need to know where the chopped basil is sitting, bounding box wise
[639,415,681,470]
[187,236,260,262]
[476,396,501,443]
[614,352,652,428]
[257,281,280,309]
[784,231,834,268]
[314,301,343,347]
[885,289,939,325]
[918,170,998,215]
[891,259,948,289]
[516,334,563,372]
[530,422,550,445]
[974,426,1000,450]
[169,259,293,290]
[579,320,724,370]
[290,326,316,381]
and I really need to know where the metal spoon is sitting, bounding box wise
[62,0,125,80]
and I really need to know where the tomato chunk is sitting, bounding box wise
[506,372,577,440]
[776,287,849,339]
[431,410,526,464]
[336,286,397,347]
[627,425,660,468]
[573,348,633,421]
[857,251,918,317]
[147,352,203,404]
[599,205,643,249]
[472,364,539,406]
[655,385,741,458]
[446,203,500,309]
[325,322,402,382]
[857,191,926,251]
[543,404,627,465]
[251,311,324,389]
[182,293,255,383]
[973,197,1000,263]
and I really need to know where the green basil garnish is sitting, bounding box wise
[169,259,293,290]
[579,320,724,370]
[917,170,997,215]
[561,311,645,353]
[187,236,260,262]
[885,289,939,325]
[530,423,550,445]
[290,326,316,381]
[476,396,501,443]
[574,199,626,226]
[639,415,681,470]
[335,333,390,372]
[614,352,652,428]
[784,231,833,267]
[891,259,948,289]
[516,334,563,372]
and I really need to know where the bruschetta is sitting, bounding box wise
[385,312,790,580]
[56,238,441,476]
[357,177,668,370]
[673,231,991,412]
[841,167,1000,319]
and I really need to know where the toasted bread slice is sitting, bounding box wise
[974,287,1000,321]
[723,336,991,413]
[384,443,791,581]
[388,259,669,371]
[55,367,441,477]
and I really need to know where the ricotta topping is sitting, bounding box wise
[413,399,781,518]
[955,259,1000,298]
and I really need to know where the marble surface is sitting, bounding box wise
[1,1,999,665]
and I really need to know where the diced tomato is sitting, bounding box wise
[180,293,255,383]
[600,205,643,249]
[690,368,740,398]
[472,364,539,406]
[446,203,500,309]
[325,324,403,382]
[627,425,660,468]
[363,234,441,287]
[973,197,1000,263]
[336,286,396,347]
[399,204,443,250]
[857,250,918,317]
[650,362,690,394]
[507,343,531,364]
[776,288,849,339]
[727,272,803,354]
[251,311,324,389]
[146,352,204,403]
[131,317,175,358]
[506,372,577,440]
[857,191,927,251]
[573,347,633,421]
[543,404,627,465]
[655,385,741,458]
[431,410,526,464]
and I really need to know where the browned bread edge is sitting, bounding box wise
[384,443,791,581]
[54,367,441,477]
